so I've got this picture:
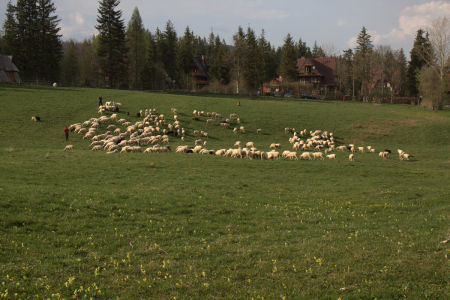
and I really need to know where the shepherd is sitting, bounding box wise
[98,96,103,106]
[64,126,69,141]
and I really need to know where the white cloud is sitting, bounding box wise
[383,1,450,42]
[60,12,95,40]
[347,1,450,49]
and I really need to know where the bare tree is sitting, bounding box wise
[427,16,449,79]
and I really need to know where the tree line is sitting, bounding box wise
[1,0,448,109]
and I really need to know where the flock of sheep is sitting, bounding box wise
[62,103,413,162]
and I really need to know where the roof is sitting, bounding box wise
[297,57,336,86]
[192,56,210,81]
[0,55,19,72]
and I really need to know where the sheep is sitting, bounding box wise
[239,126,246,133]
[256,128,262,134]
[206,119,214,124]
[234,141,241,147]
[31,116,41,122]
[52,82,58,87]
[285,151,298,160]
[349,153,354,161]
[400,153,412,160]
[326,154,336,159]
[215,149,226,156]
[237,118,241,124]
[64,145,73,151]
[92,145,103,151]
[233,127,238,134]
[312,152,324,160]
[201,131,208,138]
[270,143,281,149]
[270,150,280,160]
[230,113,238,119]
[245,141,254,148]
[379,151,389,159]
[358,147,365,152]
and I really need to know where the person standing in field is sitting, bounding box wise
[64,126,69,141]
[98,96,103,106]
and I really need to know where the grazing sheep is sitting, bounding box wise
[326,154,336,159]
[312,152,324,160]
[233,127,238,134]
[256,128,262,134]
[92,145,103,151]
[270,143,281,149]
[349,153,354,161]
[31,116,41,122]
[379,151,389,159]
[239,126,245,133]
[358,147,365,152]
[234,141,241,147]
[206,119,214,124]
[246,141,254,148]
[400,153,412,160]
[64,145,73,151]
[286,151,298,160]
[299,152,312,160]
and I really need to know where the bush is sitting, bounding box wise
[419,67,446,110]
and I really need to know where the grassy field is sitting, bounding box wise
[0,84,449,299]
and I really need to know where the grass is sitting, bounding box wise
[0,84,449,299]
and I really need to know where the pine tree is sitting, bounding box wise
[353,26,374,99]
[258,30,277,85]
[2,0,61,82]
[296,38,311,58]
[126,7,145,89]
[242,27,259,94]
[406,29,433,96]
[209,36,230,84]
[60,40,79,86]
[162,20,178,87]
[177,26,194,89]
[232,26,246,94]
[2,1,18,56]
[36,0,62,82]
[79,37,99,87]
[312,41,326,58]
[96,0,128,88]
[279,33,298,82]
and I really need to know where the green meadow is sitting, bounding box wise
[0,85,449,299]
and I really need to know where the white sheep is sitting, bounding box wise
[246,141,254,148]
[64,145,73,151]
[256,128,262,134]
[326,154,336,159]
[239,126,246,133]
[300,152,312,160]
[349,153,354,161]
[234,141,241,147]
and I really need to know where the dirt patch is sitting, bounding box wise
[344,118,420,142]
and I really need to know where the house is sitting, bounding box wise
[0,55,21,84]
[190,56,209,89]
[262,76,283,95]
[297,57,336,89]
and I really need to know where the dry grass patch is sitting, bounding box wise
[345,118,420,142]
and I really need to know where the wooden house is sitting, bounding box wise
[0,55,21,83]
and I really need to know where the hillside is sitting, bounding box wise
[0,85,449,299]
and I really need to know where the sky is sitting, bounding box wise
[1,0,449,56]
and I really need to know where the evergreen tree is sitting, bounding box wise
[126,7,145,89]
[312,41,326,58]
[296,38,311,58]
[162,20,178,87]
[79,37,99,87]
[2,1,18,56]
[232,26,246,94]
[406,29,433,96]
[353,26,374,99]
[2,0,61,82]
[177,26,194,89]
[96,0,128,88]
[36,0,62,81]
[395,49,407,96]
[258,29,276,84]
[279,33,298,81]
[242,27,259,94]
[60,40,79,86]
[209,36,230,84]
